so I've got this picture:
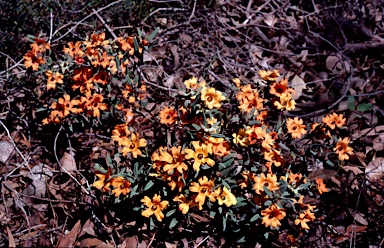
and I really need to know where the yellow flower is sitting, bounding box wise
[334,137,353,160]
[141,194,169,222]
[111,177,131,197]
[261,203,286,228]
[200,87,226,109]
[121,133,147,158]
[253,173,279,194]
[322,112,346,130]
[81,91,108,118]
[185,141,214,171]
[286,117,307,139]
[246,126,274,150]
[189,176,216,210]
[215,186,237,207]
[274,93,296,111]
[184,77,206,90]
[232,128,250,147]
[159,106,178,125]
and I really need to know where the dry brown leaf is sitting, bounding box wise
[121,236,138,248]
[60,151,76,172]
[290,74,306,100]
[326,55,351,75]
[342,166,363,175]
[165,241,177,248]
[373,134,384,151]
[0,139,14,163]
[57,220,81,248]
[95,242,115,248]
[79,238,103,247]
[308,169,337,180]
[365,157,384,182]
[352,212,368,226]
[264,13,277,27]
[170,44,179,66]
[23,164,53,200]
[6,226,16,248]
[79,219,96,238]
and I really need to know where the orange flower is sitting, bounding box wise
[322,113,346,130]
[185,141,214,171]
[189,176,216,210]
[238,93,265,113]
[292,196,316,212]
[264,149,283,167]
[232,78,241,87]
[93,70,108,85]
[23,50,45,71]
[91,51,112,68]
[52,94,81,117]
[274,93,296,111]
[63,41,84,57]
[116,36,137,55]
[294,212,311,229]
[206,137,230,157]
[93,169,111,192]
[121,133,147,158]
[173,194,193,214]
[160,146,188,174]
[286,117,307,139]
[184,77,206,90]
[72,67,94,92]
[287,171,307,185]
[81,91,108,118]
[111,123,131,146]
[261,204,286,228]
[200,87,226,109]
[253,173,280,194]
[238,171,256,188]
[141,194,169,222]
[258,69,280,81]
[315,178,329,194]
[246,126,274,150]
[159,106,178,125]
[269,78,294,96]
[111,177,131,197]
[334,137,353,160]
[46,70,64,90]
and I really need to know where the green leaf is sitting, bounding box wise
[192,124,201,131]
[36,108,46,113]
[144,181,154,191]
[106,153,113,168]
[149,27,160,41]
[236,237,246,243]
[222,216,227,231]
[222,157,234,168]
[94,163,106,173]
[250,213,260,222]
[169,218,178,228]
[347,95,355,110]
[210,133,225,138]
[166,209,176,217]
[357,103,374,112]
[326,160,334,167]
[263,186,273,198]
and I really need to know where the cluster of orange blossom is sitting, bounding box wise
[24,32,355,238]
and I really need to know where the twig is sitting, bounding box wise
[54,126,90,195]
[194,235,210,248]
[0,120,34,178]
[142,7,188,23]
[139,70,179,92]
[49,11,54,44]
[52,0,123,43]
[92,8,118,41]
[188,0,197,22]
[146,230,158,248]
